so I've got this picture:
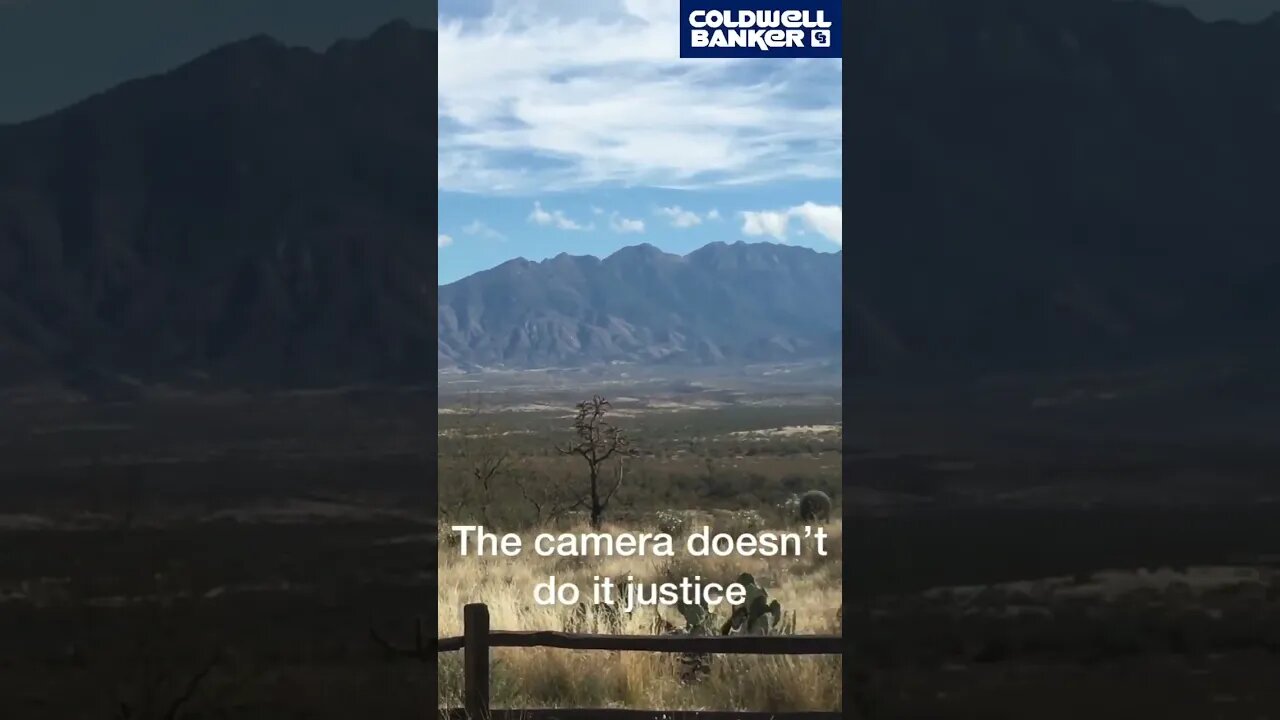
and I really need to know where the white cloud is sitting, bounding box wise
[528,201,590,230]
[741,210,792,242]
[438,233,454,248]
[656,205,702,228]
[741,203,841,245]
[463,219,506,240]
[706,208,721,221]
[789,202,842,245]
[609,213,645,234]
[438,0,841,193]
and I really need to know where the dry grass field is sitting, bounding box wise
[436,517,843,714]
[9,365,1280,718]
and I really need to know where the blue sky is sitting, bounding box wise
[437,0,843,285]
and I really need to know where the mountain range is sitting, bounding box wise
[3,1,1280,389]
[0,21,435,390]
[849,0,1280,377]
[438,242,841,370]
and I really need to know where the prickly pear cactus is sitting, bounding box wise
[676,598,713,634]
[673,598,714,683]
[660,573,797,684]
[563,574,628,634]
[722,573,792,635]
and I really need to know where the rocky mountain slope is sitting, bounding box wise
[0,21,435,389]
[849,0,1280,377]
[437,242,842,370]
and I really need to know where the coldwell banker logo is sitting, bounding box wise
[680,0,842,59]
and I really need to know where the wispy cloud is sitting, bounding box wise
[741,210,790,242]
[438,0,841,194]
[463,219,506,240]
[438,233,454,248]
[790,202,841,245]
[609,213,645,234]
[529,201,590,230]
[656,205,703,228]
[741,202,841,245]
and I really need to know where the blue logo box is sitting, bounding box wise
[679,0,842,59]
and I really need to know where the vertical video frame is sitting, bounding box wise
[436,0,844,717]
[0,3,437,719]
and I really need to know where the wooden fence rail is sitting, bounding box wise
[439,603,842,720]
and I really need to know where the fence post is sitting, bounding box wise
[463,602,490,720]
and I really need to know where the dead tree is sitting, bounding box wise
[114,649,220,720]
[512,468,580,526]
[441,392,509,527]
[557,395,635,529]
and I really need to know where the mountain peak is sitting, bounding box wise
[605,243,672,262]
[373,18,415,34]
[439,241,840,369]
[325,19,433,59]
[0,20,437,389]
[171,30,299,81]
[852,0,1280,377]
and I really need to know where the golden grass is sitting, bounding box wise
[438,517,842,713]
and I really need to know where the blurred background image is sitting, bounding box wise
[847,0,1280,717]
[0,2,436,717]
